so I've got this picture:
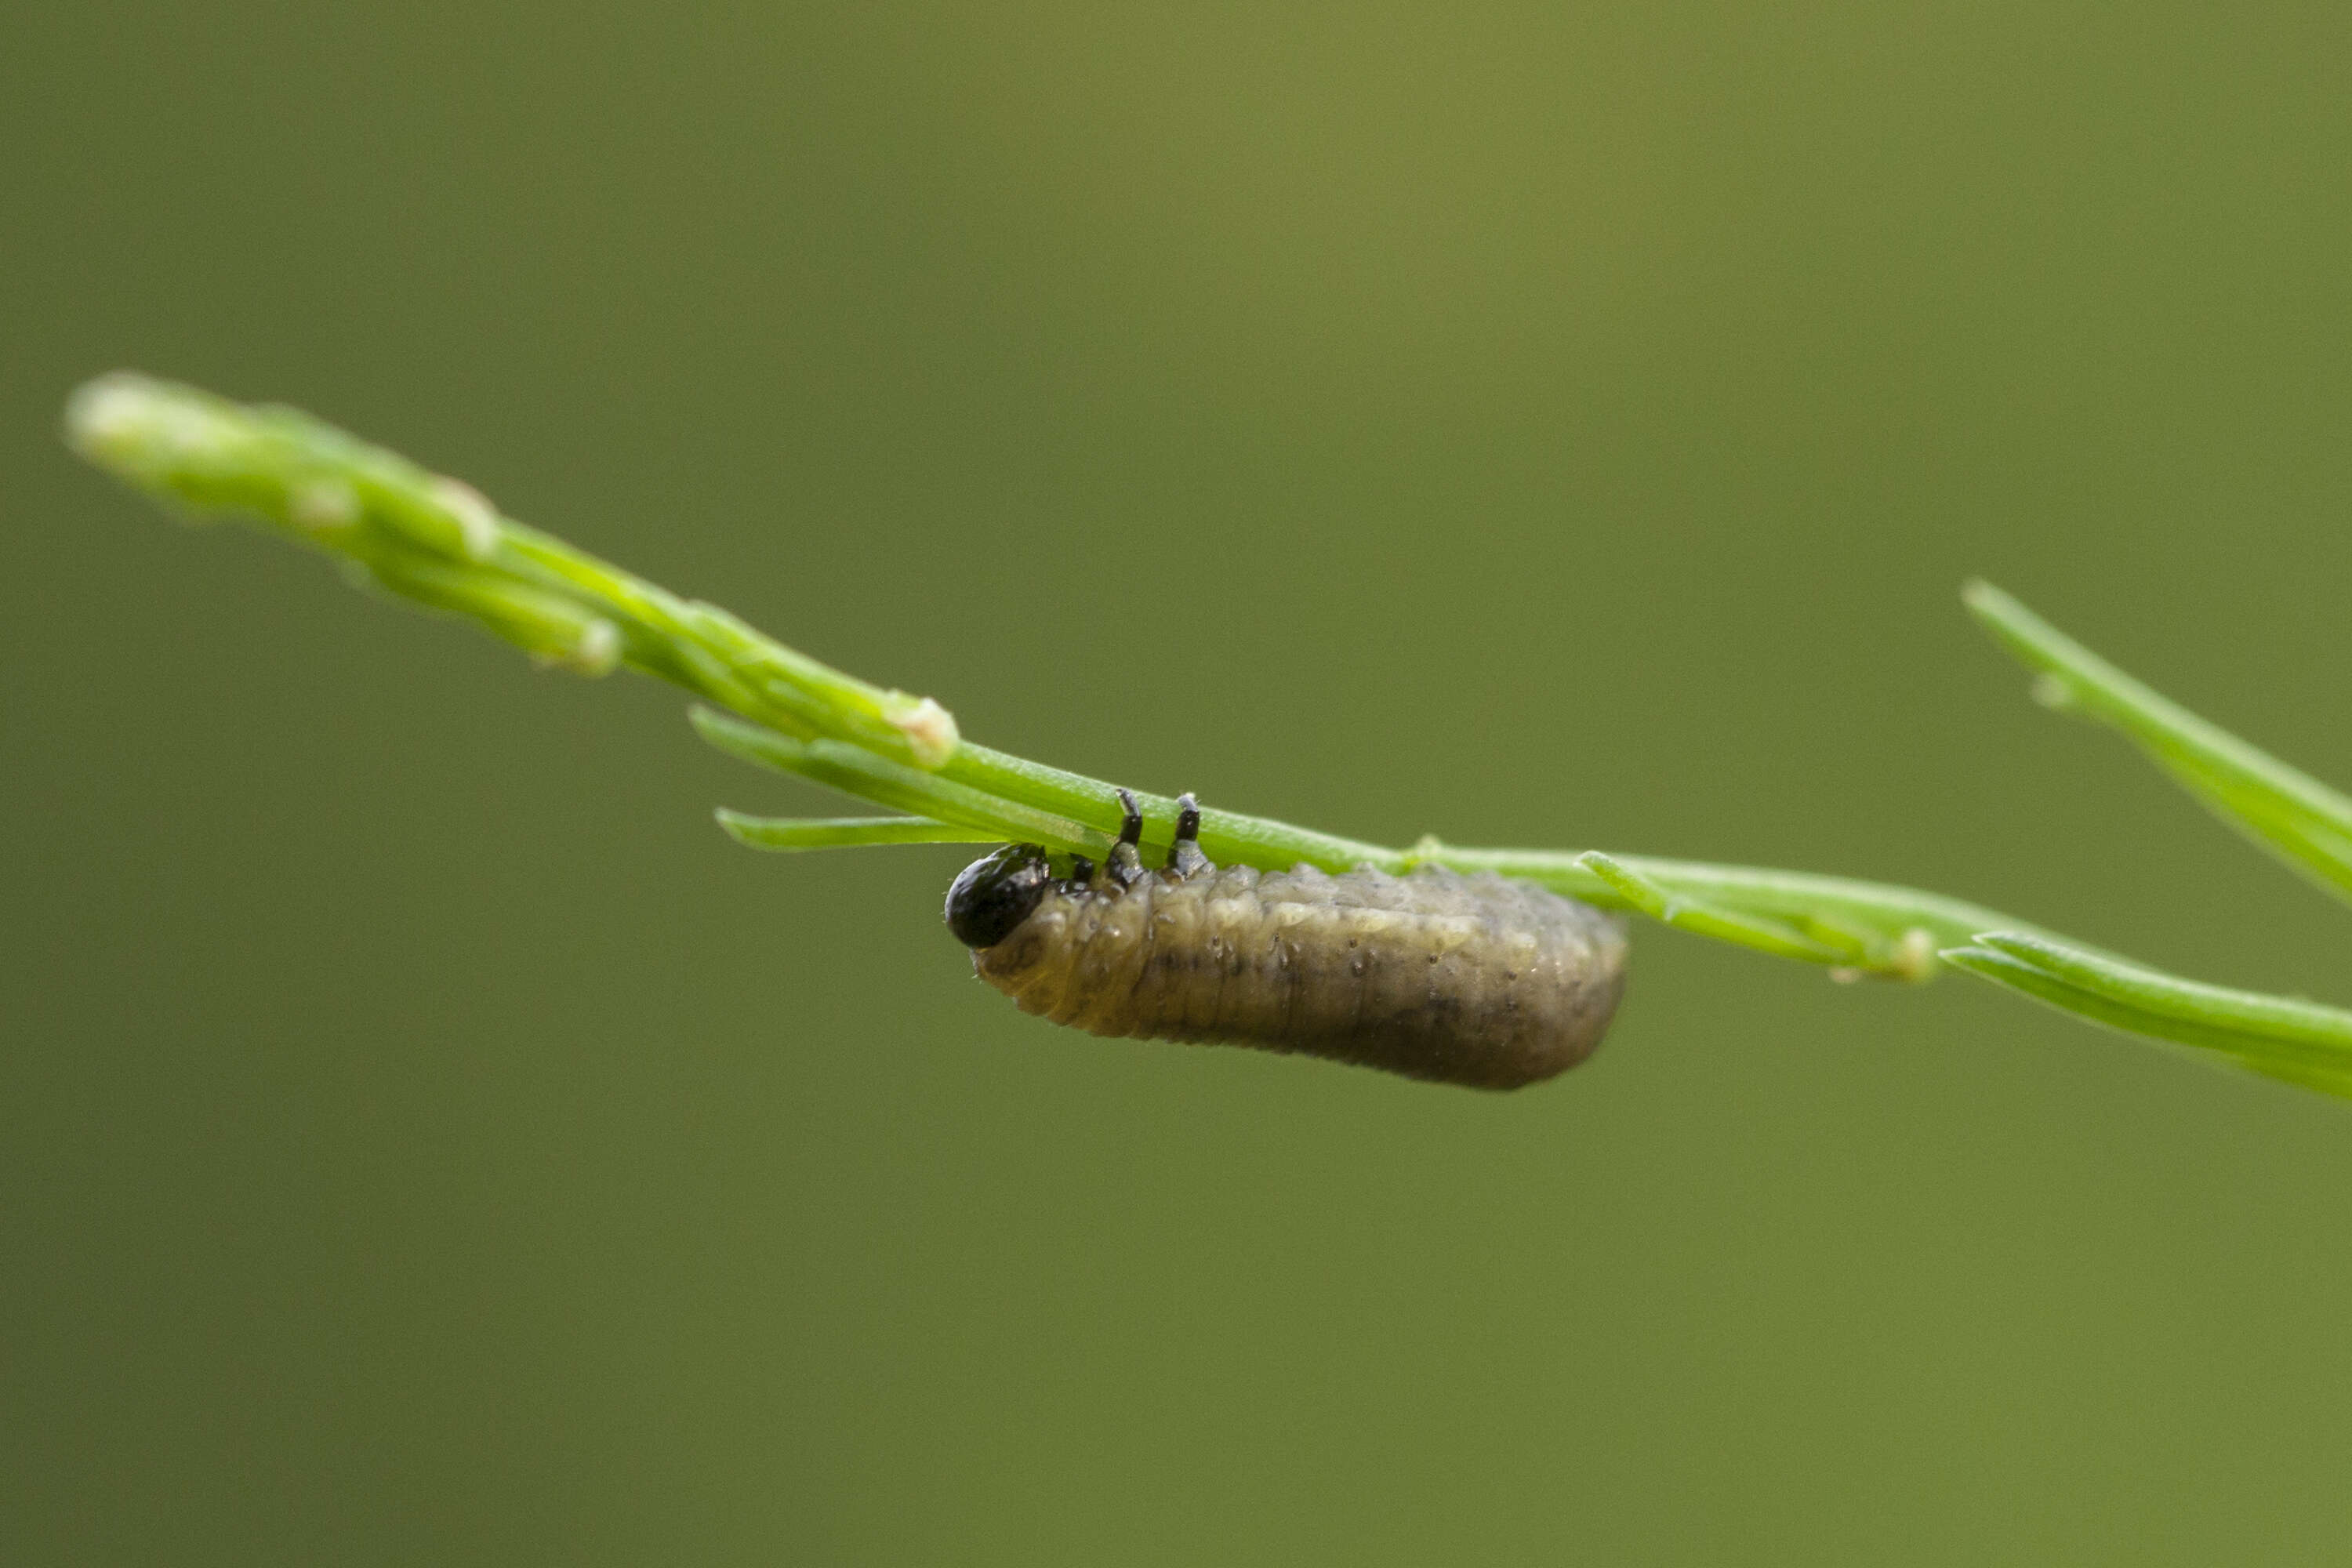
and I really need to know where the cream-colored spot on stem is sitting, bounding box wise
[429,476,500,560]
[884,694,959,768]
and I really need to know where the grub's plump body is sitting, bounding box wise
[980,862,1624,1088]
[945,794,1625,1090]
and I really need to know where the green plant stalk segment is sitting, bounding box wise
[63,372,2352,1100]
[1962,580,2352,905]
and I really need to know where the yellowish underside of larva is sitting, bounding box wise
[973,863,1628,1090]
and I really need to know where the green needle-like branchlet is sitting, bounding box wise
[64,372,2352,1101]
[717,815,997,851]
[1965,580,2352,906]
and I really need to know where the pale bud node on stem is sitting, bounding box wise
[2031,673,2074,710]
[63,373,238,482]
[289,478,360,532]
[1829,927,1937,983]
[428,476,501,560]
[564,619,622,677]
[884,694,959,768]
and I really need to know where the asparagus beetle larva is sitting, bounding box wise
[945,792,1627,1090]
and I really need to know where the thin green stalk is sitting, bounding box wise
[1942,933,2352,1094]
[717,815,994,851]
[64,372,2352,1100]
[64,372,961,770]
[691,708,1109,851]
[1965,580,2352,906]
[1578,851,1875,971]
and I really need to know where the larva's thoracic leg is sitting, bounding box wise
[1107,788,1145,887]
[1069,855,1096,887]
[1167,791,1210,880]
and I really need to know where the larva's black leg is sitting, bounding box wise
[1166,791,1210,879]
[1068,855,1096,887]
[1106,788,1145,888]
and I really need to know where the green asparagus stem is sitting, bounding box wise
[65,372,2352,1099]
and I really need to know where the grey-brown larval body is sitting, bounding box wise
[971,860,1626,1090]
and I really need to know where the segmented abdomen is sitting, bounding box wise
[973,863,1626,1089]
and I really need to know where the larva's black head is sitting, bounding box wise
[945,844,1054,949]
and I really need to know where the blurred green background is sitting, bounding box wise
[8,3,2352,1562]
